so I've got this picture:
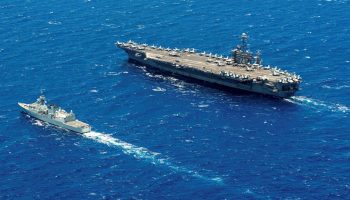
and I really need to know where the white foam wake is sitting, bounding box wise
[286,96,349,113]
[83,131,223,183]
[322,85,350,90]
[83,131,160,161]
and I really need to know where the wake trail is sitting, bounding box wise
[285,96,349,113]
[83,131,223,184]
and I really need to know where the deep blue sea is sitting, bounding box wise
[1,0,350,199]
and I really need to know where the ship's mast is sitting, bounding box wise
[240,33,249,52]
[37,95,46,105]
[254,50,262,65]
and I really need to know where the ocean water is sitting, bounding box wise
[1,0,349,199]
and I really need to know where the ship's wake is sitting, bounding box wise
[83,131,223,184]
[286,96,349,113]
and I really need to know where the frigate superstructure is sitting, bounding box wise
[116,33,301,98]
[19,95,91,133]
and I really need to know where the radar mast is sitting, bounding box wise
[240,33,249,52]
[232,33,253,64]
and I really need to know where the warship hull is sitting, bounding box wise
[19,103,91,133]
[123,49,296,98]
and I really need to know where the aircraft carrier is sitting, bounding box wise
[116,33,301,98]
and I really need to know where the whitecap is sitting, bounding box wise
[243,189,254,194]
[198,104,209,108]
[48,21,62,25]
[137,25,145,29]
[106,72,118,76]
[152,87,166,92]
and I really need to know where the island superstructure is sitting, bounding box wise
[116,33,301,98]
[19,95,91,133]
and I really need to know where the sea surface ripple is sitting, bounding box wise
[1,0,350,199]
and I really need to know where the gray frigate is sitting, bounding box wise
[116,33,301,98]
[19,95,91,133]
